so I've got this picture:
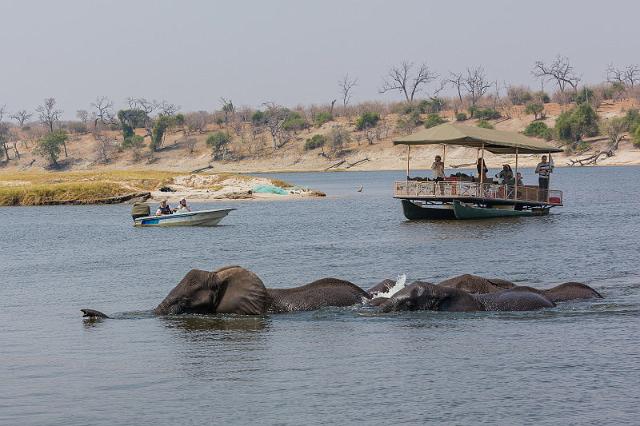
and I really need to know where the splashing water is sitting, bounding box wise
[371,274,407,298]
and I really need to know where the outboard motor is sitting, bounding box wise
[131,202,151,220]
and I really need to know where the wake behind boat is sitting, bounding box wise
[131,203,234,227]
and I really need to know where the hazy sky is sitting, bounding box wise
[1,0,638,118]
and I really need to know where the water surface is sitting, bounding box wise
[1,167,638,425]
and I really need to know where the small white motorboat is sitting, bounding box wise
[132,204,235,227]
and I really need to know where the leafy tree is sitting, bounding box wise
[633,126,640,148]
[304,134,326,151]
[206,131,231,159]
[524,102,545,120]
[150,115,171,151]
[251,110,267,125]
[477,120,494,129]
[523,121,552,140]
[282,111,308,132]
[555,104,599,142]
[34,130,68,167]
[472,107,501,120]
[623,109,640,133]
[313,111,333,127]
[424,114,447,128]
[573,87,595,104]
[118,109,149,140]
[417,98,446,113]
[455,112,468,121]
[355,112,380,130]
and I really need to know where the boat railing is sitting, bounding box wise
[394,180,563,205]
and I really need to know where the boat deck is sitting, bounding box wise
[394,180,563,208]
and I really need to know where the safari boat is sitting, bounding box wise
[393,123,563,220]
[131,203,235,227]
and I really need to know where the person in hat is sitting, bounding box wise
[155,199,173,216]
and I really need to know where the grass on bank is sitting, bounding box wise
[0,170,295,206]
[0,182,130,205]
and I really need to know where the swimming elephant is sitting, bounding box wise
[437,274,602,303]
[379,281,555,313]
[83,265,368,318]
[438,274,515,294]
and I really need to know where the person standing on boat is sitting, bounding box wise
[175,198,191,213]
[476,158,488,182]
[535,155,553,187]
[431,155,445,181]
[155,200,173,216]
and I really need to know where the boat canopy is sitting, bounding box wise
[393,123,563,154]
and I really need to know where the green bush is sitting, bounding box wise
[455,112,467,121]
[424,114,447,128]
[206,131,231,159]
[474,108,501,120]
[523,122,552,140]
[524,102,545,120]
[572,87,595,105]
[313,111,333,127]
[282,111,309,131]
[533,91,551,103]
[304,134,326,151]
[634,126,640,148]
[477,120,494,129]
[251,110,267,125]
[555,104,599,142]
[624,109,640,133]
[355,112,380,130]
[122,134,145,150]
[417,98,446,114]
[507,86,533,105]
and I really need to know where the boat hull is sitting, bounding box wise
[452,201,548,219]
[134,208,235,227]
[401,200,456,220]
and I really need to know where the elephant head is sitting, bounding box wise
[380,281,483,312]
[154,266,269,315]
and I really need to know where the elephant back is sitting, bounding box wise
[267,278,368,313]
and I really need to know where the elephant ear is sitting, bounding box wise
[213,266,269,315]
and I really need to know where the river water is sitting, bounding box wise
[1,167,639,425]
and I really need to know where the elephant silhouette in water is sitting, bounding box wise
[81,267,603,318]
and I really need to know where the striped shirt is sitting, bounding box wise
[535,161,553,178]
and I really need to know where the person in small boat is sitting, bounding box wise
[431,155,445,181]
[496,164,514,185]
[476,158,488,182]
[174,198,191,213]
[155,200,173,216]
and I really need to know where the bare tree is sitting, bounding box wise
[9,128,21,159]
[184,137,197,154]
[76,110,89,124]
[90,96,115,128]
[623,65,640,88]
[446,72,465,105]
[127,97,156,115]
[339,74,358,108]
[532,56,581,101]
[0,106,9,162]
[11,109,32,127]
[463,66,493,110]
[184,111,209,134]
[262,102,290,149]
[605,117,627,151]
[36,98,63,132]
[94,131,117,163]
[157,100,179,116]
[606,64,626,87]
[380,61,438,103]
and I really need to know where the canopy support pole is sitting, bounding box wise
[406,145,411,180]
[442,144,446,172]
[480,143,485,185]
[514,148,519,200]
